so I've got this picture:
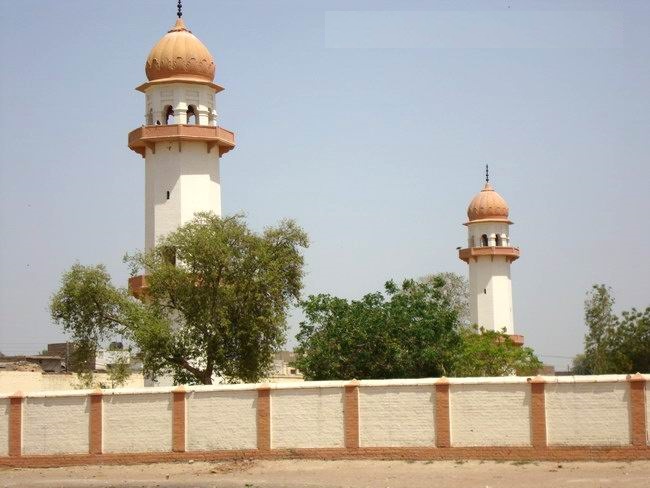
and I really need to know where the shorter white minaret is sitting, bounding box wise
[458,167,521,343]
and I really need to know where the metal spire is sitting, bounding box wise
[177,0,183,18]
[485,164,489,183]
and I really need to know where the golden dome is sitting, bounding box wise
[466,183,510,223]
[145,18,215,83]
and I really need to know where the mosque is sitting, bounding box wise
[127,2,523,345]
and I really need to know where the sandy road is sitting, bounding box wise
[1,459,649,488]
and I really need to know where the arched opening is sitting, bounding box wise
[146,109,153,125]
[164,106,175,125]
[186,105,198,125]
[208,109,215,126]
[495,235,502,247]
[481,234,488,247]
[469,235,475,248]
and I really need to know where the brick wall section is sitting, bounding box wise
[546,381,631,446]
[1,376,650,466]
[530,377,547,448]
[629,374,647,447]
[358,385,435,447]
[8,394,22,457]
[187,390,257,451]
[435,380,450,448]
[89,391,102,454]
[344,382,359,449]
[172,388,186,452]
[256,386,271,451]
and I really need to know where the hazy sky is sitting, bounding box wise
[1,0,648,370]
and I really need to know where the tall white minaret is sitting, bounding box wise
[458,167,522,344]
[127,3,235,296]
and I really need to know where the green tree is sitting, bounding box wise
[295,278,463,380]
[582,284,619,373]
[295,276,544,380]
[51,213,308,385]
[419,272,470,326]
[106,354,132,389]
[450,326,542,377]
[615,307,650,373]
[573,284,649,374]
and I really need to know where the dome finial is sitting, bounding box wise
[485,164,489,183]
[177,0,183,18]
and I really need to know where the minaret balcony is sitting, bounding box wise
[458,246,520,263]
[128,124,235,158]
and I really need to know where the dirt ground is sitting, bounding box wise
[1,459,649,488]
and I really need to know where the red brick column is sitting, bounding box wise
[257,385,271,451]
[171,387,186,452]
[344,381,360,449]
[530,376,547,448]
[435,379,451,448]
[8,392,23,457]
[629,374,647,447]
[89,390,103,455]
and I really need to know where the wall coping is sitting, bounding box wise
[0,374,646,399]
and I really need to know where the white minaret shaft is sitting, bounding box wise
[128,17,235,252]
[458,175,520,338]
[127,15,235,298]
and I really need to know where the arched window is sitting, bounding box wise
[146,109,153,125]
[187,105,198,124]
[495,235,502,247]
[164,106,175,125]
[481,234,488,247]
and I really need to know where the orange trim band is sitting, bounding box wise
[458,246,520,263]
[128,125,235,158]
[172,389,186,453]
[2,445,647,468]
[257,387,271,451]
[89,391,103,455]
[344,382,360,449]
[435,380,451,448]
[629,374,647,447]
[530,378,547,448]
[8,394,23,457]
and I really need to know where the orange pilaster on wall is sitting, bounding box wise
[435,379,451,448]
[89,391,103,455]
[172,388,186,452]
[257,386,271,451]
[8,393,23,457]
[344,381,360,449]
[629,374,647,447]
[530,377,547,448]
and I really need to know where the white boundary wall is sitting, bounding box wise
[103,393,172,453]
[187,389,257,451]
[545,381,631,446]
[23,396,89,455]
[450,382,531,446]
[271,387,345,449]
[0,375,648,457]
[359,384,435,447]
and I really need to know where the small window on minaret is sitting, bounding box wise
[166,191,170,200]
[481,234,488,247]
[484,288,487,294]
